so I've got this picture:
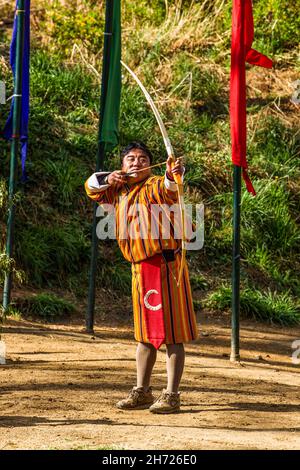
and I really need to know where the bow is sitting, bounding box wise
[121,60,186,286]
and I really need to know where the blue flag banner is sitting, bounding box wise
[3,0,30,181]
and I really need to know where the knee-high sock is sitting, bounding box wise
[136,342,157,390]
[166,343,185,394]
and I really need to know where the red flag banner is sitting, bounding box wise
[140,255,166,350]
[230,0,273,196]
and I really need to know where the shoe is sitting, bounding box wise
[116,386,154,410]
[149,389,180,414]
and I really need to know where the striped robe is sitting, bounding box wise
[85,173,198,344]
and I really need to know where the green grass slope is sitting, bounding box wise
[0,0,299,323]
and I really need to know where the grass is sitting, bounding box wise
[0,252,26,285]
[190,274,209,291]
[249,116,300,179]
[14,293,76,321]
[0,304,23,323]
[208,178,300,267]
[207,286,300,326]
[41,157,86,210]
[0,0,299,324]
[15,223,90,287]
[30,50,99,113]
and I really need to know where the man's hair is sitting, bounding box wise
[120,141,153,165]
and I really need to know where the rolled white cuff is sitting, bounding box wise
[164,168,185,192]
[86,172,111,192]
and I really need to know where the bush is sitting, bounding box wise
[0,252,26,285]
[207,286,300,325]
[96,250,132,293]
[43,1,104,55]
[0,179,26,287]
[221,0,300,54]
[252,0,300,54]
[190,274,209,291]
[15,293,76,321]
[16,223,90,286]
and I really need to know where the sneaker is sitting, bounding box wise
[149,389,180,414]
[116,386,154,410]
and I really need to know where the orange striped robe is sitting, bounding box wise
[85,174,198,344]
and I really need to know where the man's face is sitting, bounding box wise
[121,148,151,184]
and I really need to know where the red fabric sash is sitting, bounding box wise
[230,0,273,196]
[140,254,165,350]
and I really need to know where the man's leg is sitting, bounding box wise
[166,343,185,393]
[116,342,156,409]
[149,343,184,413]
[136,341,157,390]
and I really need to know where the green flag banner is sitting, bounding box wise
[99,0,121,152]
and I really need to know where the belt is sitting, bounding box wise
[162,248,180,263]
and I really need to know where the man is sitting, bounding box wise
[85,141,198,414]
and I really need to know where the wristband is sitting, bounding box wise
[166,171,175,181]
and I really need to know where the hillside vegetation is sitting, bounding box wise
[0,0,300,324]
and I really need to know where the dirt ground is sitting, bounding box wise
[0,313,300,450]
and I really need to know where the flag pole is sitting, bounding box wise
[231,164,241,361]
[86,0,114,333]
[229,0,272,362]
[2,0,26,311]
